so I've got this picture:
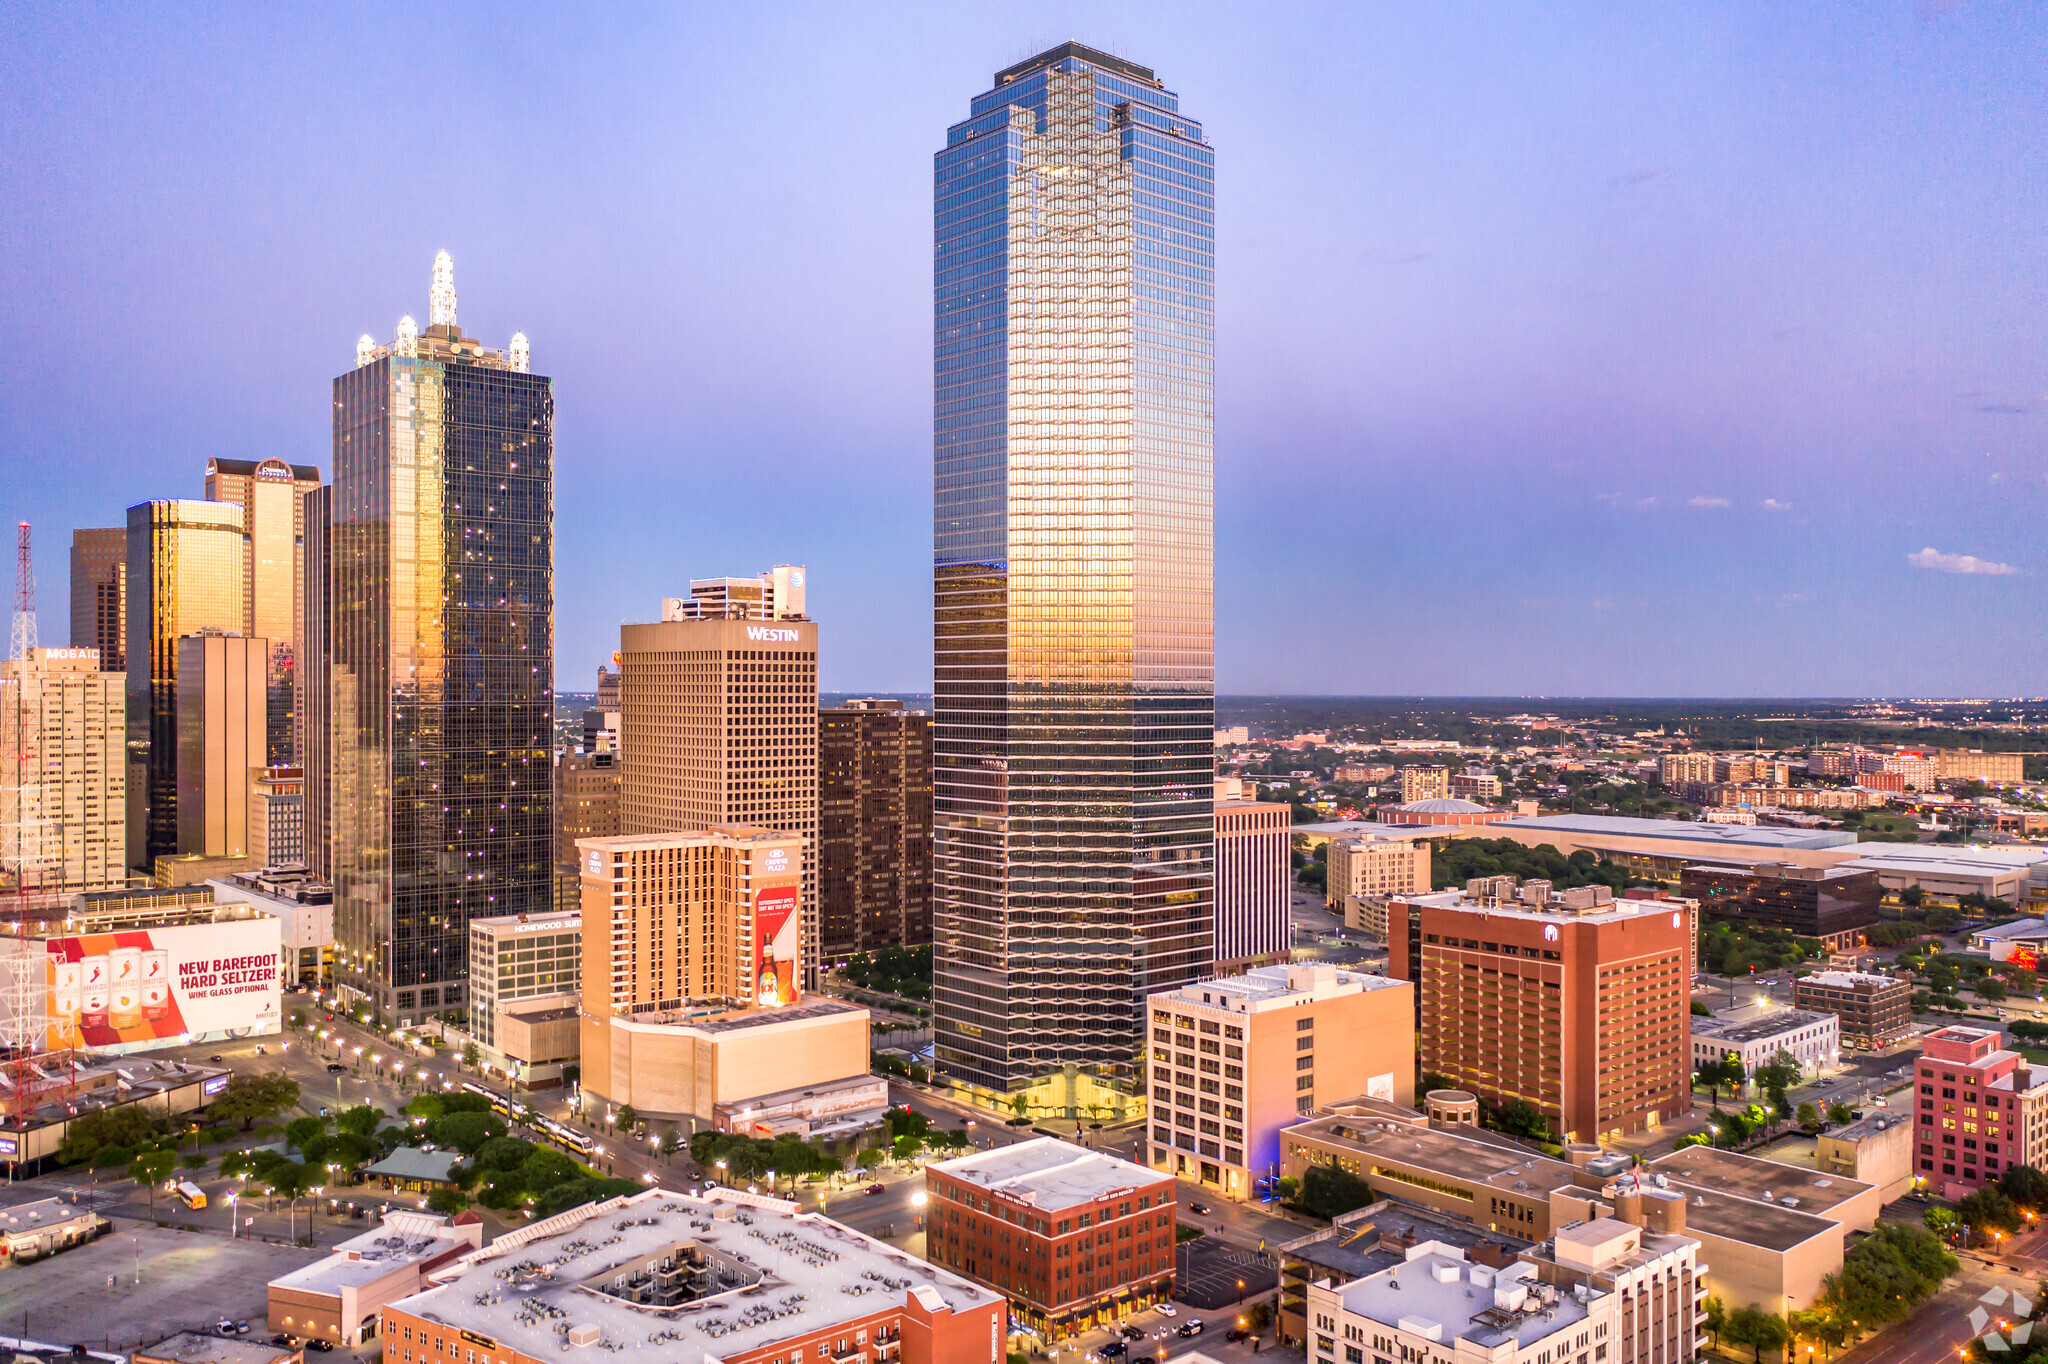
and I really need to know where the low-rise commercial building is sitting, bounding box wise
[378,1187,1004,1364]
[1145,963,1414,1200]
[268,1209,483,1346]
[1816,1111,1914,1203]
[1681,862,1881,951]
[1276,1200,1529,1352]
[585,996,872,1129]
[1471,815,1857,881]
[133,1336,298,1364]
[1281,1098,1874,1313]
[1690,1004,1839,1080]
[0,1197,107,1264]
[1790,971,1913,1049]
[207,866,334,987]
[926,1137,1174,1340]
[1835,845,2047,905]
[713,1073,890,1140]
[467,908,580,1049]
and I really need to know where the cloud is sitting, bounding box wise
[1761,498,1792,512]
[1688,496,1731,509]
[1907,547,2018,576]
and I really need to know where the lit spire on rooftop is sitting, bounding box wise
[429,250,456,327]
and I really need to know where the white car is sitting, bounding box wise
[1156,1304,1176,1317]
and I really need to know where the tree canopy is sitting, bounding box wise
[208,1073,301,1130]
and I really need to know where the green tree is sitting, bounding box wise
[209,1073,301,1130]
[128,1147,178,1219]
[856,1148,886,1170]
[1722,1306,1789,1364]
[1826,1102,1854,1127]
[1924,1207,1959,1235]
[336,1105,383,1138]
[1796,1102,1821,1131]
[430,1111,507,1155]
[1754,1050,1802,1098]
[615,1105,641,1133]
[461,1042,481,1068]
[58,1104,165,1166]
[2002,1166,2048,1211]
[1701,1297,1726,1347]
[1820,1223,1956,1325]
[427,1186,470,1215]
[285,1115,330,1152]
[1490,1099,1555,1141]
[1291,1163,1375,1221]
[660,1129,681,1160]
[1959,1186,2021,1236]
[1010,1093,1029,1119]
[1691,1001,1712,1016]
[1979,976,2010,1002]
[531,1176,641,1218]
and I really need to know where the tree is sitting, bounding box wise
[1820,1223,1956,1325]
[129,1148,177,1219]
[1827,1102,1854,1127]
[336,1105,383,1138]
[285,1115,330,1152]
[616,1105,641,1134]
[1291,1163,1375,1221]
[461,1042,481,1069]
[58,1104,165,1166]
[1754,1050,1802,1099]
[1959,1186,2021,1236]
[660,1129,681,1160]
[1979,976,2010,1002]
[1796,1102,1821,1131]
[855,1148,886,1170]
[1691,1000,1712,1017]
[1924,1207,1959,1235]
[1010,1093,1029,1119]
[1490,1100,1555,1141]
[1701,1297,1726,1347]
[430,1111,507,1155]
[531,1176,641,1219]
[2002,1166,2048,1211]
[210,1073,301,1130]
[427,1186,470,1215]
[1789,1308,1851,1359]
[1722,1306,1789,1364]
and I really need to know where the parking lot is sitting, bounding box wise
[0,1223,325,1355]
[1175,1235,1278,1310]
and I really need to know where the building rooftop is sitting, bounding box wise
[1399,798,1493,815]
[471,908,582,931]
[1152,963,1408,1013]
[0,1197,100,1234]
[1294,821,1436,843]
[1972,919,2048,943]
[1402,888,1692,929]
[1692,1007,1835,1047]
[1796,970,1904,990]
[1836,845,2047,876]
[1335,1248,1588,1349]
[1289,1113,1581,1200]
[1684,861,1874,882]
[395,1188,997,1363]
[271,1212,473,1297]
[135,1336,296,1364]
[1494,815,1856,850]
[361,1148,464,1184]
[1645,1146,1871,1218]
[1827,1112,1911,1143]
[1280,1202,1529,1284]
[926,1136,1166,1213]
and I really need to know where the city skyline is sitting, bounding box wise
[3,6,2044,697]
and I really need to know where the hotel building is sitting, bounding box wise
[0,648,127,898]
[1389,879,1692,1142]
[1912,1025,2048,1199]
[1145,963,1413,1200]
[818,699,932,958]
[618,577,819,988]
[926,1137,1175,1339]
[467,907,581,1049]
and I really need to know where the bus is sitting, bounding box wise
[176,1181,207,1210]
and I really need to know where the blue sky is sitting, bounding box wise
[2,4,2042,696]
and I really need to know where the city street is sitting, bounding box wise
[1829,1257,2039,1364]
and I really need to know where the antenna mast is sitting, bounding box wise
[8,523,31,660]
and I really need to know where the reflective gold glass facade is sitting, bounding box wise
[205,457,324,767]
[933,44,1216,1092]
[331,330,553,1021]
[125,499,247,866]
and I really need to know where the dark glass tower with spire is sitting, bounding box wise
[932,43,1216,1099]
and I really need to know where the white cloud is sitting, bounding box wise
[1761,498,1792,512]
[1688,496,1731,509]
[1907,546,2018,576]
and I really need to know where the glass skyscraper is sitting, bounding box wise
[932,43,1216,1097]
[331,253,553,1024]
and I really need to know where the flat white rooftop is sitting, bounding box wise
[1153,963,1407,1012]
[1495,814,1855,850]
[1336,1248,1589,1349]
[396,1188,995,1364]
[927,1136,1164,1213]
[1837,845,2046,876]
[271,1212,471,1296]
[1405,888,1689,928]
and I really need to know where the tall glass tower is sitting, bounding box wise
[932,43,1216,1099]
[331,253,553,1025]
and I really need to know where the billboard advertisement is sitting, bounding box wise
[754,885,800,1008]
[44,918,281,1054]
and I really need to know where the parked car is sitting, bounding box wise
[1156,1304,1177,1317]
[1119,1325,1144,1341]
[270,1337,292,1348]
[1226,1328,1251,1343]
[233,1322,251,1336]
[306,1342,334,1353]
[215,1321,235,1336]
[1176,1321,1206,1338]
[208,1055,223,1063]
[327,1062,347,1073]
[1098,1344,1128,1360]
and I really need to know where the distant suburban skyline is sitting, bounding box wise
[2,4,2042,696]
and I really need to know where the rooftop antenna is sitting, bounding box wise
[429,250,457,328]
[9,522,33,659]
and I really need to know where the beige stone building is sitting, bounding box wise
[1816,1110,1913,1202]
[466,907,581,1050]
[1325,835,1431,910]
[618,579,819,986]
[1145,963,1413,1201]
[1,648,127,897]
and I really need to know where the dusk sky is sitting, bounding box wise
[3,4,2042,697]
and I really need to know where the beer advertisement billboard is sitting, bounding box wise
[44,917,282,1054]
[753,884,800,1007]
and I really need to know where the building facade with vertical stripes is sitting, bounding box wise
[1214,798,1289,970]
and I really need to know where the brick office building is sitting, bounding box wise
[925,1138,1175,1340]
[1793,970,1913,1050]
[1913,1025,2048,1200]
[1388,877,1693,1143]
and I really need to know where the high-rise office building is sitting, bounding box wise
[554,749,620,865]
[331,252,553,1024]
[298,485,331,877]
[1,648,127,898]
[1213,796,1289,970]
[69,528,126,671]
[617,575,819,988]
[126,499,247,868]
[204,457,323,767]
[818,698,932,959]
[932,43,1216,1098]
[248,766,305,867]
[1388,877,1694,1143]
[176,631,268,860]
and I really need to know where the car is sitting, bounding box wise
[1226,1329,1251,1343]
[1120,1325,1144,1340]
[1176,1321,1205,1338]
[1098,1345,1128,1360]
[1156,1304,1177,1317]
[864,1183,886,1196]
[326,1063,347,1073]
[234,1323,251,1336]
[216,1321,235,1336]
[306,1342,333,1353]
[209,1055,223,1063]
[1188,1201,1210,1214]
[270,1337,292,1349]
[255,1046,267,1055]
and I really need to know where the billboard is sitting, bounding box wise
[754,885,800,1007]
[44,918,281,1054]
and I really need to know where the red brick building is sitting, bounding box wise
[1913,1025,2048,1200]
[925,1137,1175,1341]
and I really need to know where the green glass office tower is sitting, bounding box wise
[932,44,1217,1096]
[331,253,552,1024]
